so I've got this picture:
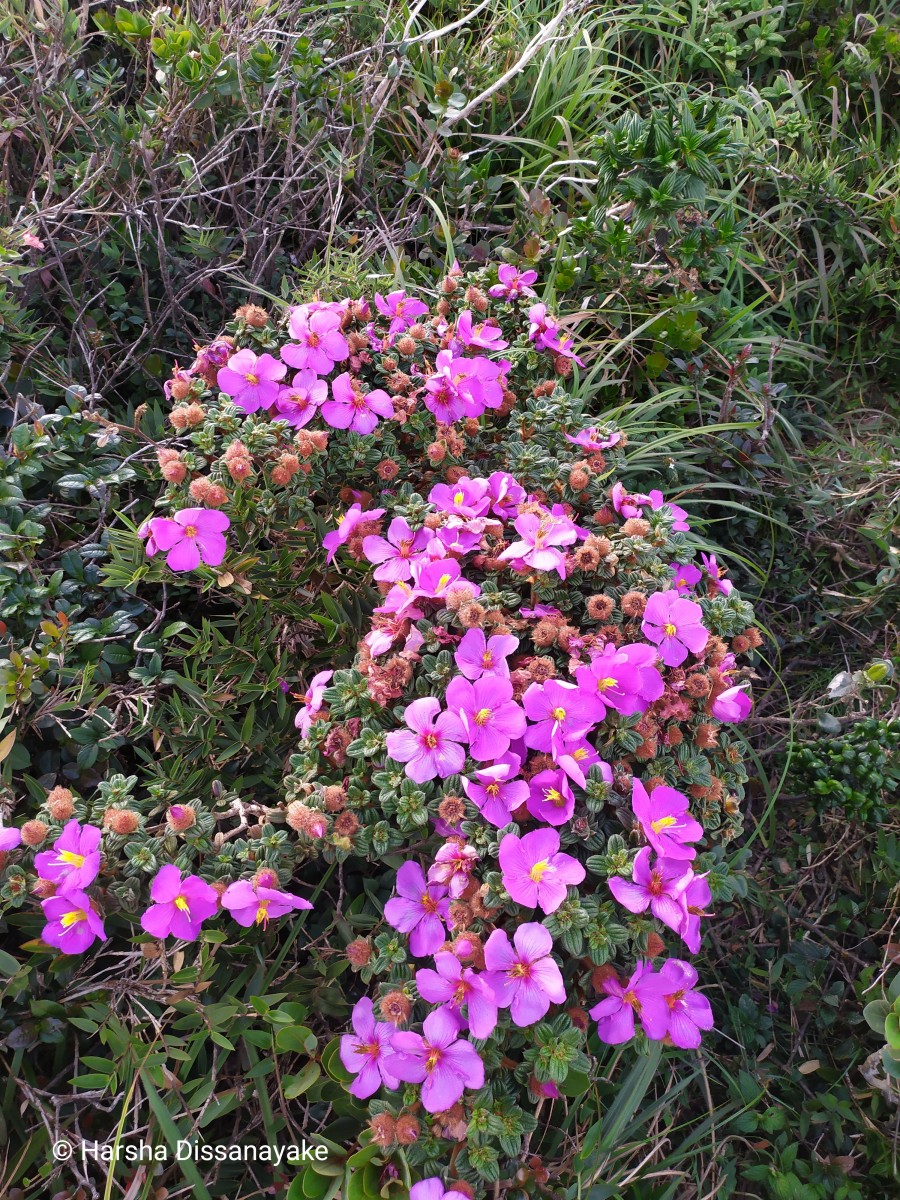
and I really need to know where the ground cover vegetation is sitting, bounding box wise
[0,2,898,1199]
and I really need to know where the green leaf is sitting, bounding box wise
[863,1000,890,1034]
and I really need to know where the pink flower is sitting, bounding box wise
[217,349,286,412]
[416,951,499,1038]
[385,1008,484,1112]
[483,923,565,1026]
[386,697,466,783]
[454,629,519,681]
[274,370,328,428]
[322,503,386,563]
[565,426,621,452]
[486,470,526,519]
[608,847,693,934]
[383,861,451,957]
[362,517,429,582]
[140,865,218,941]
[462,758,529,827]
[340,997,400,1098]
[374,290,429,335]
[498,510,579,579]
[526,768,575,826]
[221,878,312,927]
[590,961,670,1044]
[454,310,508,351]
[0,825,21,853]
[669,562,702,594]
[41,890,106,954]
[610,482,643,520]
[522,679,603,752]
[410,1180,471,1200]
[34,820,101,891]
[678,873,712,953]
[527,304,584,363]
[294,669,333,738]
[445,675,526,762]
[555,736,611,789]
[282,308,349,374]
[23,231,46,250]
[711,684,752,723]
[701,552,733,595]
[631,778,703,861]
[428,840,479,899]
[489,263,538,300]
[499,828,585,914]
[657,959,714,1048]
[575,644,663,720]
[641,591,708,666]
[428,478,491,520]
[321,372,393,434]
[638,489,690,532]
[144,509,230,572]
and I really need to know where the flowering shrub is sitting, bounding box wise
[282,462,758,1180]
[0,266,761,1190]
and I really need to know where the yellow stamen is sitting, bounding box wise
[551,706,567,720]
[454,491,465,505]
[650,816,677,833]
[529,859,549,882]
[596,677,616,692]
[485,783,501,797]
[61,909,86,929]
[174,895,191,914]
[509,961,531,979]
[663,623,677,637]
[425,1050,441,1072]
[58,850,86,868]
[545,788,565,808]
[623,989,642,1011]
[481,651,494,667]
[255,901,270,927]
[473,707,492,726]
[437,574,451,589]
[423,732,439,749]
[184,525,198,538]
[244,372,259,385]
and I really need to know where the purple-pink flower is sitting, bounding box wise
[340,997,400,1098]
[362,517,429,582]
[294,669,333,738]
[428,840,479,899]
[386,697,466,782]
[608,847,693,934]
[282,307,349,374]
[483,923,566,1026]
[489,263,538,300]
[657,958,714,1048]
[453,628,519,680]
[454,310,508,351]
[445,675,526,762]
[428,477,491,520]
[462,758,529,827]
[522,678,603,751]
[140,864,218,941]
[679,873,712,953]
[216,349,285,412]
[711,684,752,723]
[34,820,101,891]
[526,768,575,826]
[641,591,708,666]
[144,509,230,572]
[590,961,669,1044]
[221,875,312,928]
[0,824,21,853]
[486,470,526,519]
[321,372,393,434]
[385,1008,484,1112]
[499,828,585,914]
[322,503,385,563]
[374,290,429,335]
[669,562,702,594]
[701,552,733,595]
[575,643,663,720]
[416,951,498,1038]
[410,1180,471,1200]
[41,890,106,954]
[631,779,703,861]
[565,426,621,452]
[499,510,579,579]
[383,861,451,957]
[274,370,327,428]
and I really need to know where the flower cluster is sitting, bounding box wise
[140,263,599,576]
[6,813,312,955]
[285,451,759,1174]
